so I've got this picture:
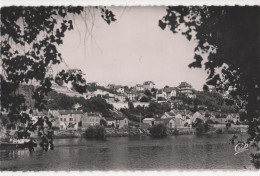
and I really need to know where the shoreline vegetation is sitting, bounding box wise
[52,125,248,139]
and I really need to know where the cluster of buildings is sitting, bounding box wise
[49,72,197,104]
[52,81,195,104]
[1,109,129,135]
[142,110,241,129]
[1,108,241,137]
[48,109,129,131]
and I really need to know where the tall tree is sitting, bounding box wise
[1,6,115,145]
[159,6,260,167]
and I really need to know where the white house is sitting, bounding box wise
[191,111,204,123]
[51,110,83,130]
[81,113,102,130]
[135,84,145,92]
[143,81,155,90]
[161,111,175,119]
[174,114,185,128]
[114,117,128,129]
[143,118,155,126]
[126,90,137,101]
[116,87,125,94]
[156,87,178,100]
[111,110,129,129]
[164,87,178,99]
[115,94,127,103]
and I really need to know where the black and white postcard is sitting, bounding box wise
[0,0,259,174]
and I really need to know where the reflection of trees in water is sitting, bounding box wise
[2,150,27,160]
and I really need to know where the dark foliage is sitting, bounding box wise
[159,6,260,167]
[1,6,116,149]
[120,102,171,122]
[84,125,106,139]
[149,124,167,138]
[46,91,114,116]
[100,119,107,127]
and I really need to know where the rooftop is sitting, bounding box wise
[58,110,83,115]
[178,82,192,88]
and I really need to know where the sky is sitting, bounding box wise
[58,6,208,90]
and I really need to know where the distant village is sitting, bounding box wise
[1,67,242,137]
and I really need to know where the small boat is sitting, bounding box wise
[0,138,36,150]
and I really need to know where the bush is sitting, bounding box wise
[196,123,210,134]
[85,125,106,139]
[149,124,167,138]
[172,129,179,136]
[140,96,150,102]
[216,128,223,134]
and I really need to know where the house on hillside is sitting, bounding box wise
[106,94,115,103]
[135,84,145,92]
[50,110,83,130]
[191,111,204,123]
[126,90,138,101]
[143,81,155,90]
[156,87,178,101]
[115,94,127,103]
[161,111,175,119]
[143,118,155,126]
[81,112,102,130]
[174,114,185,128]
[114,117,128,129]
[156,89,166,100]
[178,82,194,97]
[116,87,125,94]
[110,110,128,129]
[164,87,178,99]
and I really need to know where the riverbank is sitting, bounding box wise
[52,125,248,138]
[1,125,247,141]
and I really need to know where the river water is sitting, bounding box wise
[0,134,253,171]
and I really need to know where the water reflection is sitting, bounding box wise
[0,150,29,161]
[0,134,252,171]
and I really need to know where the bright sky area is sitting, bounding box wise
[58,6,208,90]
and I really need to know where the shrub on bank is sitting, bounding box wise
[216,128,223,134]
[85,125,106,139]
[172,129,179,136]
[149,124,167,138]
